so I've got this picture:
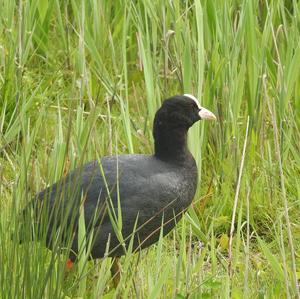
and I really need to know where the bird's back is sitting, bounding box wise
[35,154,198,258]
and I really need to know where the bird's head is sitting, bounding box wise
[154,94,216,131]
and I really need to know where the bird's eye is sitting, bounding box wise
[191,102,199,110]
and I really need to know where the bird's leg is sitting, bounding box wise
[65,258,74,271]
[111,257,121,289]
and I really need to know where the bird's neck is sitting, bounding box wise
[153,127,191,163]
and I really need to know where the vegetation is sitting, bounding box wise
[1,0,300,298]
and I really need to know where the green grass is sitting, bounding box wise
[1,0,300,298]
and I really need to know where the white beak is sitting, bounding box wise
[199,107,217,120]
[183,94,216,121]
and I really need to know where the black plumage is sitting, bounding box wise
[30,94,216,260]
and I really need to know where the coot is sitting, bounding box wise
[31,94,216,260]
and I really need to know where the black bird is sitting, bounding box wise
[29,94,216,263]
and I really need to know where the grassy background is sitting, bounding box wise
[1,0,300,298]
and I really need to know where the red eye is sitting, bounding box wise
[192,103,198,110]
